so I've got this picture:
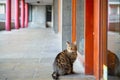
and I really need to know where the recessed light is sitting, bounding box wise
[37,1,40,4]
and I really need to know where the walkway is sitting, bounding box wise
[0,27,94,80]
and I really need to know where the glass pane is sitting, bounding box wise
[108,0,120,79]
[0,4,5,14]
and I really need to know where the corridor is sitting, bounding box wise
[0,28,94,80]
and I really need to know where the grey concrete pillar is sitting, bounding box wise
[76,0,85,55]
[62,0,72,50]
[53,0,58,33]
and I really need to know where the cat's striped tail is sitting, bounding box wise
[52,71,59,80]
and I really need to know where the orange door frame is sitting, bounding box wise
[85,0,94,75]
[72,0,77,43]
[85,0,108,80]
[94,0,108,79]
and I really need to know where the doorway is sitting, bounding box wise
[46,5,52,28]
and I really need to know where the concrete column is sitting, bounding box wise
[62,0,72,50]
[5,0,11,31]
[76,0,85,53]
[53,0,58,33]
[21,0,25,28]
[25,3,29,27]
[15,0,19,29]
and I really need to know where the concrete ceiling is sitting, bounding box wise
[25,0,53,5]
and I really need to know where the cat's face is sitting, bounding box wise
[66,41,77,53]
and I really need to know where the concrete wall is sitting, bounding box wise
[30,5,46,28]
[0,22,15,31]
[76,0,85,55]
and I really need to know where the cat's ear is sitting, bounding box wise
[66,41,70,46]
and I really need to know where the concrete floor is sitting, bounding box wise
[0,27,95,80]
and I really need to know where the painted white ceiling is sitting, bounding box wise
[25,0,53,5]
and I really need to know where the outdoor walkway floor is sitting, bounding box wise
[0,27,95,80]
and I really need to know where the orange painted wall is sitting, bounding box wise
[85,0,94,75]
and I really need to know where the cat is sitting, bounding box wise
[52,41,77,80]
[108,50,120,77]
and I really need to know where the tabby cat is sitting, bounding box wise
[52,41,77,80]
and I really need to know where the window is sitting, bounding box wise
[109,5,120,22]
[110,6,118,15]
[0,4,5,14]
